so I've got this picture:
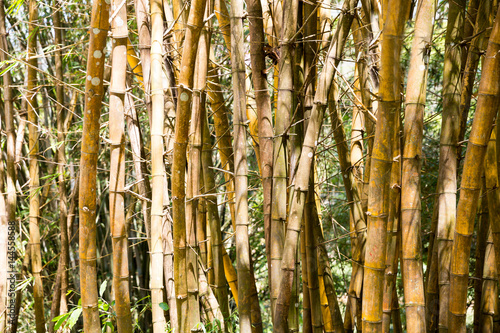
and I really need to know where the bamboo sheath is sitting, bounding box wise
[361,0,411,331]
[400,0,436,331]
[79,0,109,331]
[449,5,500,331]
[273,1,357,331]
[109,1,133,332]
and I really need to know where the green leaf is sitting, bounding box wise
[159,302,169,311]
[102,321,114,333]
[99,280,107,297]
[52,312,70,331]
[66,307,82,329]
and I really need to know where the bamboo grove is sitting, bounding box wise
[3,0,500,332]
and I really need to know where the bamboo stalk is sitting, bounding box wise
[273,2,357,330]
[458,0,494,164]
[246,0,274,276]
[79,0,109,331]
[400,0,436,331]
[305,178,323,333]
[150,0,167,331]
[361,0,411,331]
[473,184,488,333]
[449,5,500,330]
[202,110,229,328]
[48,2,70,330]
[314,203,345,333]
[27,1,46,331]
[207,61,236,226]
[328,85,365,331]
[0,0,16,260]
[434,1,465,330]
[270,0,299,315]
[301,221,313,333]
[479,225,497,333]
[0,1,14,331]
[0,125,6,333]
[230,0,251,330]
[109,1,133,331]
[172,0,207,328]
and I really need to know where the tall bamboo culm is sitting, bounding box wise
[449,5,500,331]
[231,0,255,330]
[172,0,207,328]
[400,0,436,331]
[79,0,109,331]
[273,1,357,331]
[150,0,167,331]
[433,1,465,330]
[27,1,46,331]
[270,0,298,315]
[361,0,411,331]
[0,0,15,331]
[109,1,133,332]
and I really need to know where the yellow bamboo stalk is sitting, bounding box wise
[449,5,500,330]
[126,40,144,88]
[361,0,411,331]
